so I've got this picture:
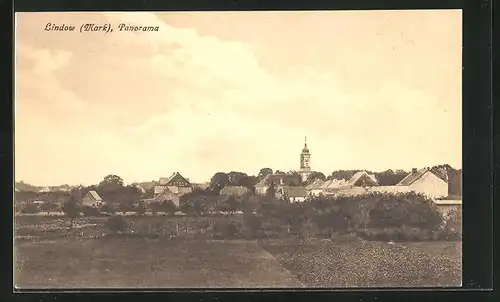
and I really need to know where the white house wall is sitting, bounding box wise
[409,172,448,199]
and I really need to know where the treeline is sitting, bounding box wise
[98,191,461,243]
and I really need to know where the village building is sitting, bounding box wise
[82,190,104,207]
[306,179,326,196]
[192,183,210,191]
[38,187,51,193]
[158,172,193,195]
[255,174,302,196]
[275,186,309,203]
[347,171,379,187]
[141,172,193,207]
[298,137,312,182]
[220,185,252,198]
[142,186,180,207]
[395,168,448,199]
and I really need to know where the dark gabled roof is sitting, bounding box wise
[159,172,191,186]
[397,168,444,186]
[280,186,308,198]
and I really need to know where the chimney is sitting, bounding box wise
[412,168,417,173]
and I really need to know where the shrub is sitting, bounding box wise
[134,202,146,216]
[243,212,263,238]
[100,203,116,214]
[106,215,128,233]
[148,201,163,216]
[163,200,177,216]
[81,205,100,217]
[39,202,59,214]
[212,221,242,239]
[21,203,39,214]
[444,208,462,233]
[62,199,81,230]
[367,192,443,230]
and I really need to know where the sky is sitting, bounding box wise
[14,10,462,186]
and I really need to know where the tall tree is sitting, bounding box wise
[306,171,326,185]
[258,168,273,179]
[62,197,80,230]
[209,172,230,194]
[227,171,248,186]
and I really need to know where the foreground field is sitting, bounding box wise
[15,238,302,288]
[261,239,462,287]
[14,215,461,288]
[15,236,461,288]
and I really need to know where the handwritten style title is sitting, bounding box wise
[44,23,160,33]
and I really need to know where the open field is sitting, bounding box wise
[260,239,462,287]
[15,238,303,288]
[15,236,461,288]
[14,215,461,288]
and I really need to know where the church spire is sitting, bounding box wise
[304,136,307,148]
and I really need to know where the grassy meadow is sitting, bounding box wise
[14,215,461,288]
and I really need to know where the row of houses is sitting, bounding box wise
[34,167,459,214]
[251,168,452,203]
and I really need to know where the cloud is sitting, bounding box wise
[14,11,462,185]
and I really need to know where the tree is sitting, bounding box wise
[266,182,276,198]
[100,203,116,214]
[374,169,408,186]
[118,199,135,215]
[149,201,163,216]
[135,202,146,216]
[162,200,177,216]
[81,205,100,217]
[306,171,326,185]
[99,174,124,188]
[62,198,80,230]
[240,175,259,192]
[21,203,39,214]
[227,171,248,186]
[39,202,59,214]
[106,216,128,234]
[258,168,273,179]
[209,172,230,194]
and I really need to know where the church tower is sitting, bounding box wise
[299,136,311,182]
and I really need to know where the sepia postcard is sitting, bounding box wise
[14,10,462,289]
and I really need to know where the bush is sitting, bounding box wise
[243,213,263,238]
[134,202,146,216]
[163,200,178,216]
[367,192,443,230]
[106,216,128,233]
[212,221,242,239]
[21,203,39,214]
[82,205,100,217]
[100,203,116,214]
